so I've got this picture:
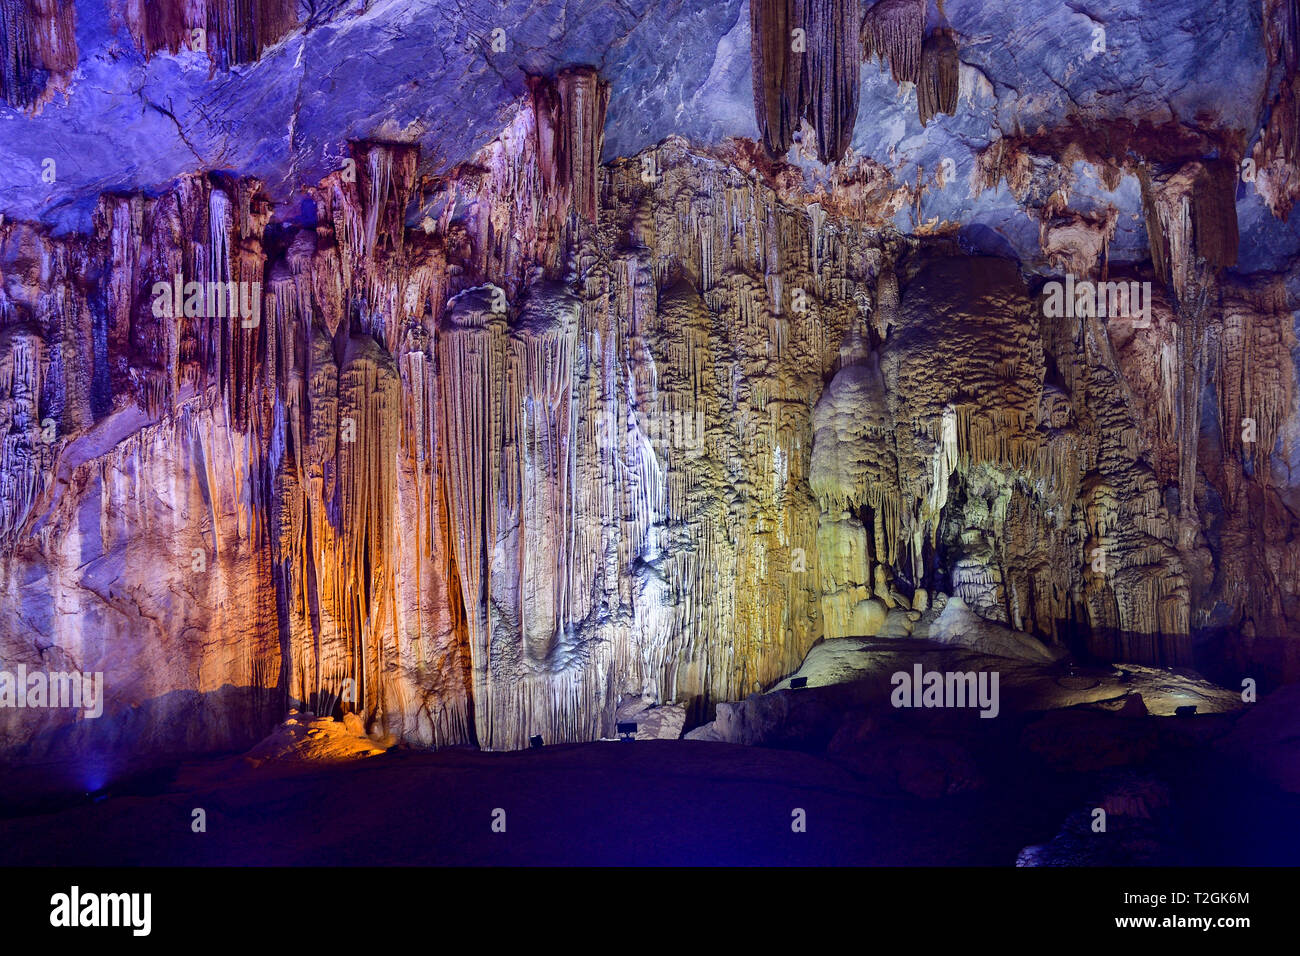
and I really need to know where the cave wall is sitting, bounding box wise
[2,65,1299,768]
[0,76,860,762]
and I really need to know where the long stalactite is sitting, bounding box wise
[751,0,861,164]
[751,0,810,160]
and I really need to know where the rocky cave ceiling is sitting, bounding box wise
[1,0,1299,764]
[3,0,1292,271]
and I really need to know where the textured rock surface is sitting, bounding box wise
[242,709,391,764]
[0,1,1298,777]
[614,694,686,740]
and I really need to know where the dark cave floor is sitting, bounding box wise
[1,733,1296,866]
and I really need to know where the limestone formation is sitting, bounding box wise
[0,9,1298,775]
[861,0,924,85]
[751,0,861,163]
[123,0,297,69]
[0,0,76,109]
[916,30,959,127]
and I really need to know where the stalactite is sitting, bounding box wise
[805,0,862,163]
[750,0,808,159]
[122,0,190,58]
[1040,208,1118,279]
[1174,289,1209,524]
[810,249,1205,666]
[1039,312,1189,665]
[556,68,610,223]
[335,333,401,716]
[861,0,925,86]
[0,322,45,543]
[1216,279,1297,476]
[1138,169,1172,287]
[437,288,508,744]
[1140,159,1240,529]
[206,0,297,69]
[751,0,861,163]
[123,0,296,67]
[526,68,611,227]
[352,141,420,265]
[94,197,144,402]
[1253,0,1300,216]
[917,29,958,126]
[1141,161,1239,299]
[510,283,580,665]
[1191,159,1240,273]
[974,138,1036,201]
